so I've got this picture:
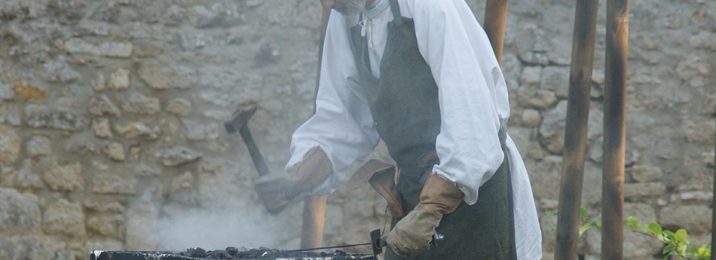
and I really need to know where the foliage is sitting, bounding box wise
[572,210,712,259]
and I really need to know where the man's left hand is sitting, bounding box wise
[384,174,464,256]
[385,207,441,256]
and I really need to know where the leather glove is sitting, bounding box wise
[255,146,332,214]
[385,174,464,256]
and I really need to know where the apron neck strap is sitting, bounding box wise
[389,0,403,24]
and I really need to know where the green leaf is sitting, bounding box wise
[579,222,592,237]
[674,229,688,244]
[646,222,663,236]
[579,208,589,222]
[663,243,675,255]
[624,216,641,230]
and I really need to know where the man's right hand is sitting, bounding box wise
[254,146,333,214]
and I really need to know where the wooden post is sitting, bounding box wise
[301,196,328,248]
[301,6,332,249]
[483,0,508,63]
[712,116,715,260]
[602,0,629,258]
[555,0,600,259]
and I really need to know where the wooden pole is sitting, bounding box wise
[483,0,508,63]
[301,6,331,249]
[555,0,600,259]
[712,116,715,260]
[602,0,629,258]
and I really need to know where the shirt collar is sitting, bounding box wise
[364,0,390,19]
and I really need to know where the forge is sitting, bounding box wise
[90,247,376,260]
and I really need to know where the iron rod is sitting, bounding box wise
[601,0,629,258]
[555,0,600,259]
[483,0,508,63]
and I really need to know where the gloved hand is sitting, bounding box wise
[255,146,332,214]
[385,174,464,256]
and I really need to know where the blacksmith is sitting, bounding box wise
[256,0,542,258]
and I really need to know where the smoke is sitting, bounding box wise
[153,207,288,251]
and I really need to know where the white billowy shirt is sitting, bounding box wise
[287,0,542,258]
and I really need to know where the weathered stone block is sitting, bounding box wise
[167,98,192,116]
[24,105,88,131]
[188,2,243,28]
[689,31,716,51]
[138,62,195,90]
[182,120,218,141]
[0,83,14,100]
[0,125,21,165]
[627,165,663,183]
[676,55,710,87]
[26,136,52,158]
[135,163,162,177]
[154,146,202,167]
[0,188,40,232]
[525,156,561,200]
[42,162,84,192]
[624,182,666,198]
[520,109,541,127]
[109,68,130,90]
[0,235,73,260]
[103,142,126,161]
[540,66,569,98]
[87,215,125,238]
[42,56,80,82]
[517,88,558,109]
[660,205,711,235]
[43,199,85,237]
[115,121,160,140]
[122,92,160,115]
[520,66,542,85]
[83,200,125,214]
[671,191,713,203]
[92,73,107,91]
[92,174,137,195]
[519,51,550,65]
[9,82,47,101]
[88,95,122,117]
[14,160,45,189]
[92,118,113,139]
[64,39,132,58]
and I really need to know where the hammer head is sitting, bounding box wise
[225,103,258,133]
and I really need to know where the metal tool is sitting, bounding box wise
[225,103,270,177]
[282,229,445,258]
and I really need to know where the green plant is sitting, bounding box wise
[622,216,711,260]
[546,209,712,259]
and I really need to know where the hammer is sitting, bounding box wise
[224,103,270,178]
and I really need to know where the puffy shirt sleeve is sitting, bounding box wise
[287,10,380,194]
[405,0,509,205]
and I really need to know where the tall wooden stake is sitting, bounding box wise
[301,6,331,249]
[555,0,600,259]
[484,0,508,63]
[602,0,629,258]
[712,116,715,260]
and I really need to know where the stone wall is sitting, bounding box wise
[0,0,713,259]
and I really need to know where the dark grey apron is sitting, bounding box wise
[347,0,517,259]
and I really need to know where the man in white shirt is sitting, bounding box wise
[255,0,542,259]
